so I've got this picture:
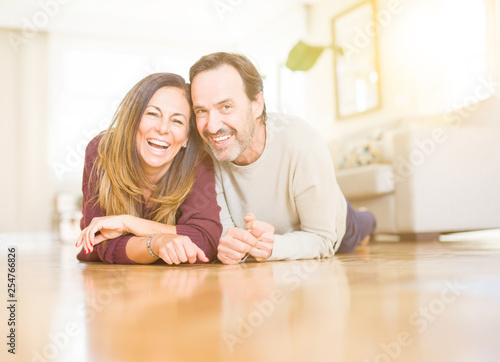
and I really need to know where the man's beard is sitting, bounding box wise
[204,118,255,163]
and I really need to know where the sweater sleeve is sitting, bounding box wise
[76,136,137,264]
[175,154,223,262]
[268,132,347,261]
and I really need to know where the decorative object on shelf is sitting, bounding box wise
[54,193,82,244]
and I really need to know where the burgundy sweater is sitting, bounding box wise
[76,136,222,264]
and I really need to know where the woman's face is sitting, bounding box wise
[136,86,190,182]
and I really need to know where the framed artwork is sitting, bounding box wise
[332,0,381,119]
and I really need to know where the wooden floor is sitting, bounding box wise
[2,237,500,362]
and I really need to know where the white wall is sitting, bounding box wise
[0,29,54,232]
[305,0,494,146]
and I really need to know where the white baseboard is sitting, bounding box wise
[439,229,500,242]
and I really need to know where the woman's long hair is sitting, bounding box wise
[93,73,202,225]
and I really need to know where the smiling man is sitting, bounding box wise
[190,52,376,264]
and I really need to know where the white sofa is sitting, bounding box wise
[334,96,500,239]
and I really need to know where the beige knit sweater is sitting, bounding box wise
[213,113,347,261]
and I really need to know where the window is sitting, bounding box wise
[47,38,196,183]
[409,0,489,113]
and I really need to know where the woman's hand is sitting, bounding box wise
[76,215,131,254]
[152,234,209,265]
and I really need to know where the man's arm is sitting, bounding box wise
[216,174,265,264]
[227,137,346,262]
[269,137,347,261]
[214,160,258,264]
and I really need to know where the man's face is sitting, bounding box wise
[191,65,261,163]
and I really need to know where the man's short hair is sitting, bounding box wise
[189,52,267,123]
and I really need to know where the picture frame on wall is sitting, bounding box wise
[332,0,381,119]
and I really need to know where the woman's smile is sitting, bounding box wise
[136,86,190,182]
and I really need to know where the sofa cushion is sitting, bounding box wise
[337,131,383,169]
[334,120,401,170]
[336,164,395,200]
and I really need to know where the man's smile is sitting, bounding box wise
[211,134,233,147]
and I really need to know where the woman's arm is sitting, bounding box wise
[123,215,177,235]
[79,232,208,265]
[76,214,176,253]
[76,136,139,264]
[76,136,209,265]
[125,234,208,264]
[78,214,209,264]
[174,155,223,262]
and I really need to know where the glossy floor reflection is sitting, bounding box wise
[2,238,500,362]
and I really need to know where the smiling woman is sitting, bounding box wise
[75,73,222,265]
[136,87,190,184]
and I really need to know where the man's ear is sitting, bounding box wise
[252,92,265,121]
